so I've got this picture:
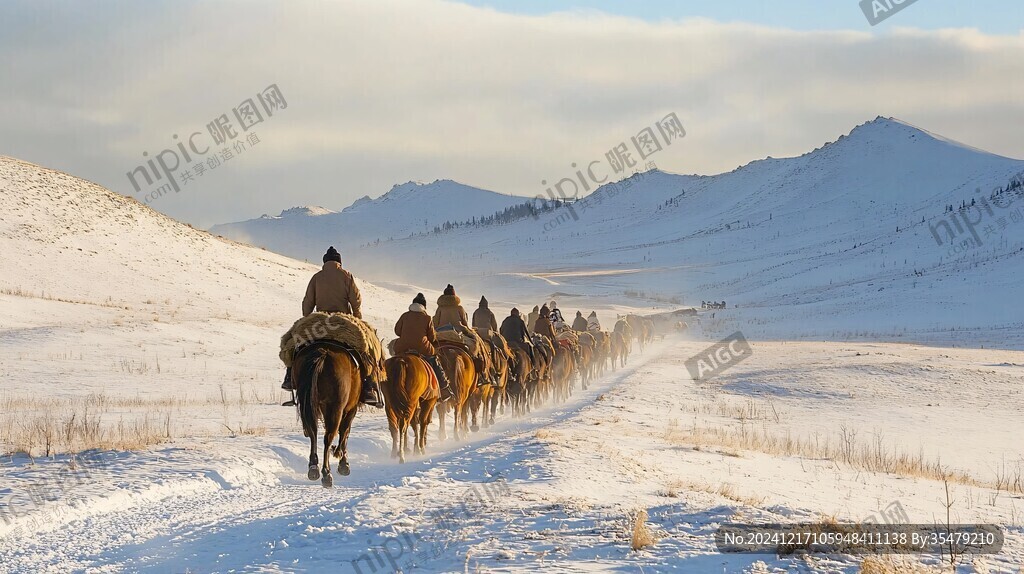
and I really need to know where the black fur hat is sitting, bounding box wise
[413,293,427,306]
[443,284,456,296]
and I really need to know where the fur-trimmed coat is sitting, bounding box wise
[393,303,437,356]
[433,294,469,329]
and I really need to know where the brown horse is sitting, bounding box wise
[610,330,628,369]
[435,343,477,441]
[507,346,533,416]
[550,341,576,403]
[382,355,438,463]
[469,334,509,431]
[593,331,611,377]
[530,334,553,407]
[293,342,361,488]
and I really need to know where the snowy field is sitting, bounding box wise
[2,329,1023,573]
[3,136,1024,574]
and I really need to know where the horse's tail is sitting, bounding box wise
[385,356,412,416]
[296,347,327,438]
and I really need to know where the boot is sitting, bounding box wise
[281,367,296,406]
[427,355,454,401]
[360,378,384,408]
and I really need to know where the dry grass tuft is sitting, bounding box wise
[859,556,943,574]
[630,508,656,551]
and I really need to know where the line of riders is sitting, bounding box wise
[283,247,658,484]
[282,247,649,410]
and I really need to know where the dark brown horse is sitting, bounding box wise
[293,342,361,488]
[507,346,533,416]
[435,343,477,441]
[383,355,438,463]
[550,341,576,403]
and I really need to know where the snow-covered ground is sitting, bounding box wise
[3,146,1024,573]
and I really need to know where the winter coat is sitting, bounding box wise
[500,314,531,346]
[571,314,588,332]
[302,261,362,318]
[587,313,602,332]
[433,294,469,329]
[393,304,437,356]
[534,314,556,342]
[527,306,539,334]
[472,303,497,332]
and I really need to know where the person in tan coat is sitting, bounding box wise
[534,304,557,342]
[393,293,452,400]
[284,246,381,408]
[472,296,497,332]
[433,284,469,331]
[302,246,362,317]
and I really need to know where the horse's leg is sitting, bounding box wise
[387,407,400,460]
[321,408,341,488]
[469,389,481,433]
[336,407,357,476]
[436,401,448,441]
[398,416,409,464]
[307,431,320,481]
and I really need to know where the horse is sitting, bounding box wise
[435,342,477,441]
[577,332,595,390]
[530,334,553,407]
[468,332,510,431]
[625,314,646,354]
[550,340,576,403]
[610,330,628,369]
[484,335,510,427]
[592,331,611,377]
[293,341,362,488]
[614,319,633,356]
[382,354,438,463]
[507,345,533,417]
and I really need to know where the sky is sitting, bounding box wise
[1,0,1023,228]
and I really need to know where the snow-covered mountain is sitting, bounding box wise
[210,179,528,263]
[214,117,1024,344]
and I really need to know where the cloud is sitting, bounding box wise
[1,0,1023,227]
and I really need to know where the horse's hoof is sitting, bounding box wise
[338,463,351,476]
[322,474,333,488]
[308,466,321,481]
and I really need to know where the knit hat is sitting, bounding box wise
[323,246,341,264]
[540,305,550,317]
[576,311,582,317]
[511,307,520,316]
[413,293,427,306]
[443,284,456,296]
[480,296,488,307]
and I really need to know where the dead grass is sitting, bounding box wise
[0,385,279,456]
[629,508,656,551]
[663,418,1005,492]
[859,556,944,574]
[660,478,766,506]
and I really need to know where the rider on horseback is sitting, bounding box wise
[571,311,588,332]
[534,304,557,342]
[586,311,601,332]
[500,307,534,360]
[394,293,454,401]
[472,296,497,332]
[549,300,566,329]
[283,246,384,408]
